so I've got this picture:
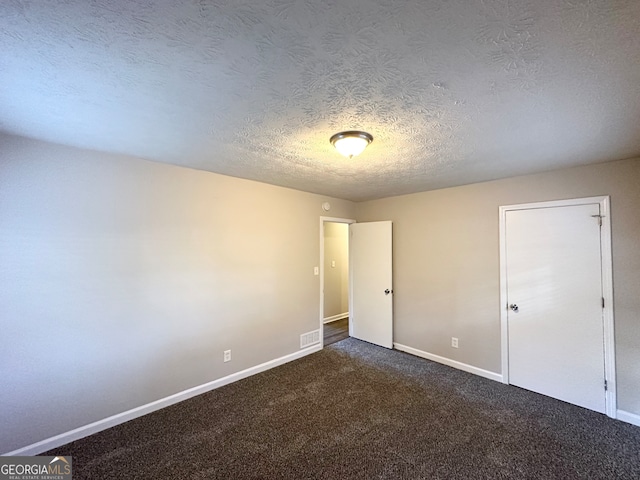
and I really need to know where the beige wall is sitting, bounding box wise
[356,157,640,415]
[0,134,356,454]
[323,222,349,319]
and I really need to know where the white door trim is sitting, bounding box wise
[499,196,616,418]
[320,216,356,346]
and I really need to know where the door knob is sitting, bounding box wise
[384,289,392,295]
[510,304,519,312]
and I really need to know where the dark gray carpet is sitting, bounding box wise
[46,338,640,479]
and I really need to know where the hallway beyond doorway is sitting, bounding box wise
[324,318,348,346]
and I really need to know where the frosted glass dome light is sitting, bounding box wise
[330,131,373,158]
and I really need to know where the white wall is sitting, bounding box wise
[323,222,349,319]
[356,157,640,416]
[0,134,356,454]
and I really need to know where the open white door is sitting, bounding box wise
[349,221,393,348]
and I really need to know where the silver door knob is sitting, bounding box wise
[510,304,519,312]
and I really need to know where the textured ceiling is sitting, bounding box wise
[1,0,640,201]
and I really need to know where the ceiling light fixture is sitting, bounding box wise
[330,131,373,158]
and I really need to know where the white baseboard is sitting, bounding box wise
[3,344,322,457]
[393,344,640,427]
[323,312,349,324]
[393,343,503,383]
[617,409,640,427]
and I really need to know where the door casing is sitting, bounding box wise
[499,196,616,418]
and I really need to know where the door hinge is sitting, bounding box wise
[602,297,605,308]
[604,379,608,391]
[591,214,603,227]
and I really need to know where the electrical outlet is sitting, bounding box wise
[451,337,459,348]
[223,350,231,362]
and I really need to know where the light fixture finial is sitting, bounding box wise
[330,131,373,158]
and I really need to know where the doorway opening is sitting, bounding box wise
[320,217,355,346]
